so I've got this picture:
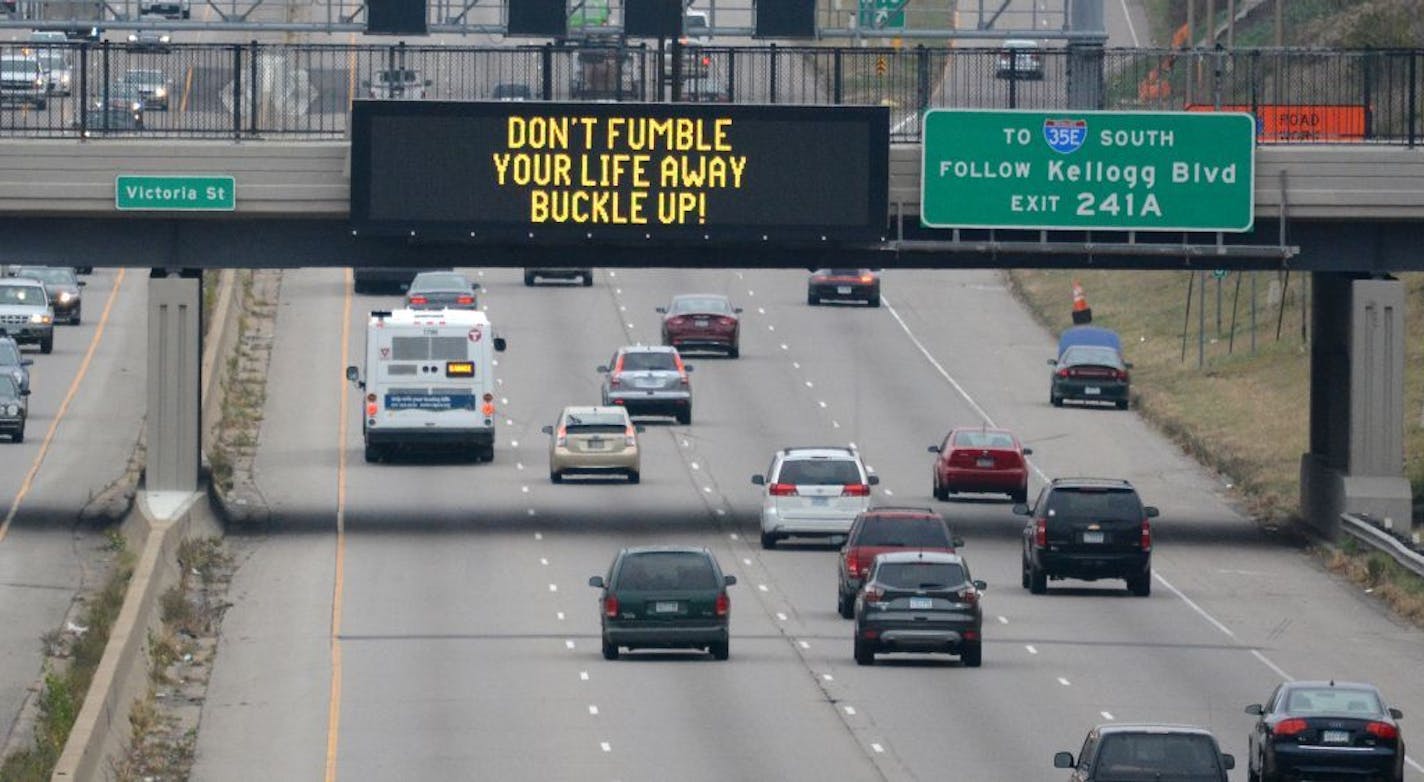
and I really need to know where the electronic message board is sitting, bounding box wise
[350,101,889,242]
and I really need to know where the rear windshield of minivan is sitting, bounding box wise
[856,517,949,547]
[777,459,861,485]
[616,552,717,590]
[1094,733,1222,779]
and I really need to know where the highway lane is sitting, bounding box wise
[0,268,146,748]
[195,263,1424,780]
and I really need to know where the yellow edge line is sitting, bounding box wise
[324,268,353,782]
[0,268,128,545]
[180,65,194,113]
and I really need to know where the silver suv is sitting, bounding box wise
[0,55,47,109]
[598,345,694,424]
[752,446,878,549]
[0,278,55,354]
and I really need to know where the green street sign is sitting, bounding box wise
[115,175,236,211]
[921,110,1255,232]
[1213,268,1229,280]
[858,0,905,29]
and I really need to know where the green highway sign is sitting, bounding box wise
[859,0,905,29]
[115,175,236,211]
[920,110,1255,232]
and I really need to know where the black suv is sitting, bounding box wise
[1055,723,1234,781]
[1016,478,1158,596]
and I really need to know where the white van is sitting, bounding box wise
[345,308,507,463]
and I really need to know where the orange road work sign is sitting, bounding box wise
[1186,104,1367,142]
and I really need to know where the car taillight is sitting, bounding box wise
[716,316,736,326]
[555,426,567,447]
[456,295,474,305]
[1034,518,1047,547]
[625,426,636,447]
[1115,369,1129,382]
[1140,519,1152,550]
[1366,721,1398,740]
[609,373,622,388]
[409,295,427,305]
[679,372,690,387]
[603,594,619,618]
[859,274,874,283]
[768,483,798,496]
[841,484,870,497]
[957,588,979,605]
[1056,367,1070,378]
[1274,718,1308,738]
[846,552,863,577]
[714,592,730,616]
[862,587,884,604]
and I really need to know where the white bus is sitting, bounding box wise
[345,308,507,463]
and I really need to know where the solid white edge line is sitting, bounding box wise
[882,295,1050,483]
[1118,0,1140,47]
[1057,677,1071,686]
[1152,572,1237,639]
[1101,711,1115,721]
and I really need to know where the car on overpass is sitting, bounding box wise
[365,68,431,100]
[0,334,32,393]
[996,39,1043,80]
[1054,724,1235,780]
[928,426,1032,503]
[119,68,175,111]
[34,50,72,97]
[837,506,961,619]
[1017,477,1157,596]
[76,104,145,136]
[12,266,83,324]
[598,345,694,425]
[524,267,592,286]
[0,373,28,443]
[126,29,173,53]
[492,82,531,101]
[588,546,735,661]
[0,54,48,109]
[1245,680,1406,782]
[752,445,878,549]
[807,268,880,307]
[95,81,149,113]
[0,277,54,354]
[542,405,641,484]
[657,294,741,357]
[852,550,984,667]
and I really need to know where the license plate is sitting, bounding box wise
[694,319,709,327]
[909,597,933,609]
[1084,386,1101,395]
[654,601,679,613]
[976,457,994,468]
[837,286,852,294]
[636,378,661,389]
[1322,730,1350,744]
[1082,531,1105,544]
[811,496,829,506]
[586,439,606,450]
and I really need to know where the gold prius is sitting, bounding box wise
[542,406,643,484]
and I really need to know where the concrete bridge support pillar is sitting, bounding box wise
[1065,0,1105,110]
[1300,273,1411,538]
[146,270,202,493]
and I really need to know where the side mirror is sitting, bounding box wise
[587,575,605,588]
[1011,503,1031,516]
[750,474,765,486]
[734,307,743,314]
[655,306,667,313]
[493,337,507,352]
[1046,358,1058,366]
[723,574,736,586]
[867,474,880,486]
[1022,447,1033,455]
[1220,754,1235,771]
[21,359,33,367]
[597,365,609,373]
[344,366,359,382]
[1390,707,1404,719]
[635,425,645,433]
[683,365,694,372]
[1145,506,1160,518]
[972,579,986,591]
[540,425,553,435]
[1244,704,1264,715]
[20,389,30,397]
[470,282,481,290]
[1053,752,1074,769]
[78,281,87,287]
[927,445,941,453]
[1124,361,1134,369]
[952,537,965,548]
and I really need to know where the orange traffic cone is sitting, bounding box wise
[1071,280,1093,324]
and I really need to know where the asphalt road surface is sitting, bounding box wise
[194,265,1424,781]
[0,268,147,748]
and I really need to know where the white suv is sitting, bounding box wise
[751,446,878,549]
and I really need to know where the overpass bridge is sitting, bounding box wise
[1,42,1420,541]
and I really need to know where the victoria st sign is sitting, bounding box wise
[921,109,1256,232]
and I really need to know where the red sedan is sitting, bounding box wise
[658,294,742,357]
[928,427,1032,503]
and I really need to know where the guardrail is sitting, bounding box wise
[0,42,1419,143]
[1340,512,1424,580]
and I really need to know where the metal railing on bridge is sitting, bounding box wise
[0,41,1419,144]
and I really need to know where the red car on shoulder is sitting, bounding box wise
[658,293,742,357]
[836,506,962,619]
[929,427,1032,504]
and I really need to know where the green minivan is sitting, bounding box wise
[589,546,736,661]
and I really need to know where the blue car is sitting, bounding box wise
[1048,325,1131,410]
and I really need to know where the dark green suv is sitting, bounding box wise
[589,546,735,661]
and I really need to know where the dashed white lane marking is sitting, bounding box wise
[798,640,811,650]
[757,307,766,315]
[844,706,857,716]
[579,671,589,681]
[588,705,599,716]
[804,381,814,388]
[817,400,827,408]
[516,462,525,471]
[1153,573,1237,638]
[625,322,634,329]
[702,486,712,493]
[496,378,504,385]
[534,532,543,540]
[758,584,769,592]
[548,584,558,592]
[747,290,755,296]
[832,421,841,429]
[884,489,895,497]
[780,343,788,350]
[776,612,788,621]
[1058,677,1071,687]
[522,485,530,493]
[871,743,884,754]
[505,418,514,426]
[618,305,626,312]
[500,397,509,405]
[556,612,565,621]
[743,558,752,566]
[1101,711,1115,721]
[511,439,519,448]
[600,742,612,753]
[768,324,776,332]
[690,461,700,470]
[1025,645,1038,654]
[849,442,858,449]
[792,361,801,369]
[540,557,549,566]
[565,640,576,650]
[997,616,1009,624]
[822,674,834,682]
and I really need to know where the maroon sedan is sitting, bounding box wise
[929,427,1032,503]
[658,294,742,357]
